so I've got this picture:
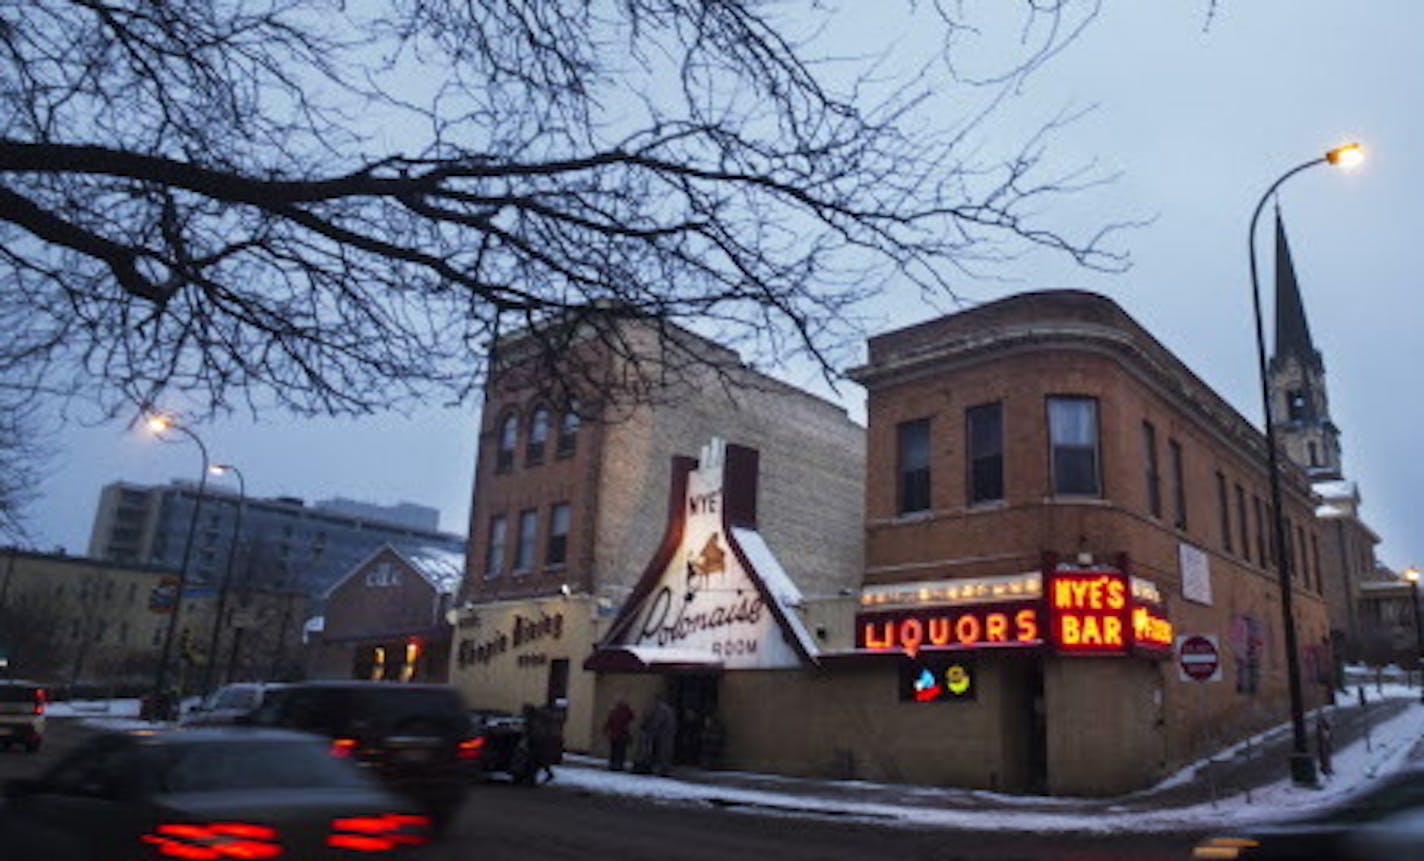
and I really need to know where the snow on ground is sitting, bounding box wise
[554,693,1424,834]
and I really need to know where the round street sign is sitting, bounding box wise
[1176,634,1222,682]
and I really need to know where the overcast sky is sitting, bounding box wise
[22,1,1424,571]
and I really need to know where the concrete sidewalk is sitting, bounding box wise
[558,694,1423,822]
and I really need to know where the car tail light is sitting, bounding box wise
[456,736,486,760]
[329,737,359,758]
[141,822,282,859]
[327,813,430,852]
[33,688,45,715]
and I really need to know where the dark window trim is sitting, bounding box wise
[1216,471,1232,553]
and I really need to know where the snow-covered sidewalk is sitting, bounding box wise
[552,694,1424,834]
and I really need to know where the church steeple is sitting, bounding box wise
[1272,206,1322,374]
[1267,206,1341,480]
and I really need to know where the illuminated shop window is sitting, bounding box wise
[897,418,931,514]
[1047,397,1099,497]
[966,403,1003,505]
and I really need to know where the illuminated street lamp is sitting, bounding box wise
[201,463,246,693]
[146,413,209,715]
[1246,142,1364,787]
[1404,567,1424,704]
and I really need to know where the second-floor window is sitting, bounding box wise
[897,418,931,514]
[515,509,538,572]
[1216,472,1232,553]
[1142,421,1161,518]
[547,502,571,567]
[1169,440,1187,529]
[526,407,550,465]
[557,409,579,458]
[496,413,518,472]
[485,515,507,579]
[1047,397,1099,497]
[1235,484,1250,564]
[966,403,1004,505]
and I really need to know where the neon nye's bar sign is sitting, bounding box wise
[855,569,1172,658]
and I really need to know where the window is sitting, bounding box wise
[1048,397,1100,496]
[526,407,550,465]
[556,408,580,458]
[1254,495,1267,567]
[1308,442,1319,466]
[1142,422,1161,518]
[966,403,1004,505]
[1285,519,1298,579]
[496,413,518,472]
[1169,440,1187,529]
[896,418,932,514]
[1286,389,1308,421]
[515,509,538,572]
[1311,533,1322,593]
[1215,472,1232,553]
[1296,523,1309,586]
[1235,484,1249,564]
[547,503,571,567]
[485,515,507,579]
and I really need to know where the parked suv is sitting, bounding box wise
[248,681,476,827]
[0,680,46,753]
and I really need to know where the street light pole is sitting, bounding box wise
[1404,567,1424,704]
[1246,142,1362,787]
[201,463,246,693]
[147,415,209,713]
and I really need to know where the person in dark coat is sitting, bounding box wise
[604,700,636,771]
[642,696,676,776]
[520,704,564,785]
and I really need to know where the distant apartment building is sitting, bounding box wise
[0,547,303,691]
[87,481,466,596]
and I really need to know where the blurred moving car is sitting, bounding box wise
[1192,766,1424,860]
[0,680,46,753]
[248,681,477,828]
[0,727,433,859]
[182,682,280,727]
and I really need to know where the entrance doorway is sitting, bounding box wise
[668,674,719,766]
[1000,656,1048,793]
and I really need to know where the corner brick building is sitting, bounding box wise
[846,290,1332,793]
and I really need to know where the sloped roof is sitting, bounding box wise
[1273,209,1322,372]
[400,545,466,596]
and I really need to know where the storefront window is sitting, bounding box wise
[1047,397,1099,496]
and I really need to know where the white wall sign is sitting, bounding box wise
[1179,542,1212,606]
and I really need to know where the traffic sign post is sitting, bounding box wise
[1177,633,1222,683]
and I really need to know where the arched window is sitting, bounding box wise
[556,407,580,458]
[526,406,550,465]
[496,412,518,472]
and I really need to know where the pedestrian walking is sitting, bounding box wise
[637,695,677,776]
[604,700,635,771]
[1315,712,1334,778]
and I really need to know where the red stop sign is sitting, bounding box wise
[1177,634,1220,682]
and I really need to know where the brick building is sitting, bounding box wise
[841,290,1332,793]
[305,544,463,683]
[448,321,865,751]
